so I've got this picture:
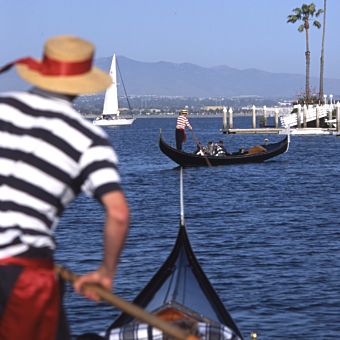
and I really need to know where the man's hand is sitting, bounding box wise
[74,266,113,302]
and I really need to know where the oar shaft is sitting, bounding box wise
[56,266,198,340]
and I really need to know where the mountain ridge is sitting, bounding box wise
[1,56,339,99]
[96,56,340,98]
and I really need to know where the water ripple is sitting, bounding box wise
[56,117,340,339]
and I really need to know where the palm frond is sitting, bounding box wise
[298,24,305,32]
[309,3,316,13]
[287,14,298,23]
[313,20,321,29]
[302,4,309,14]
[315,9,323,17]
[293,8,302,17]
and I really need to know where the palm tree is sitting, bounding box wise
[287,3,323,103]
[319,0,327,103]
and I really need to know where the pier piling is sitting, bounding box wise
[262,106,267,127]
[274,109,279,128]
[228,107,233,129]
[297,105,302,128]
[329,104,333,126]
[316,105,320,128]
[222,106,227,130]
[303,105,307,128]
[252,105,256,128]
[336,102,340,132]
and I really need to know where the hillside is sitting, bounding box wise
[96,56,340,98]
[1,56,340,98]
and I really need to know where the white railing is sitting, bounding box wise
[280,104,334,128]
[241,106,293,117]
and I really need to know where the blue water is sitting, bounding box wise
[55,117,340,340]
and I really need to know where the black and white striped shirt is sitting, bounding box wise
[106,322,241,340]
[0,89,122,259]
[176,115,192,130]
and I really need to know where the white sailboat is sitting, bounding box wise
[93,54,135,126]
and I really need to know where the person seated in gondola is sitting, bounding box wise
[205,141,214,156]
[195,141,228,157]
[194,142,205,156]
[214,140,229,156]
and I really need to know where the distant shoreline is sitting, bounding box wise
[80,113,264,119]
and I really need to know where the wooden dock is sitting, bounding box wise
[221,127,336,135]
[221,127,338,135]
[222,127,282,134]
[220,103,340,135]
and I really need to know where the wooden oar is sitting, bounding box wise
[190,130,212,167]
[55,266,199,340]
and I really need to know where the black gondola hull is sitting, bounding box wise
[159,133,289,167]
[108,224,243,339]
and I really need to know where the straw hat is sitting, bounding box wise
[180,109,188,115]
[16,35,112,95]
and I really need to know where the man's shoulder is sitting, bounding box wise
[0,91,27,100]
[0,90,109,141]
[0,90,67,111]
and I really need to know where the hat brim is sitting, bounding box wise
[16,62,112,95]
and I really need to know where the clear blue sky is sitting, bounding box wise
[1,0,339,79]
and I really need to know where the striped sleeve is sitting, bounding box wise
[79,139,122,199]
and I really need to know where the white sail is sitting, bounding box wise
[93,54,135,126]
[102,54,120,116]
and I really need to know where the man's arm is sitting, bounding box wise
[74,191,129,301]
[186,117,192,130]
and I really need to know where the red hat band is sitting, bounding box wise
[0,55,93,77]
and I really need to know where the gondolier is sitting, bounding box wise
[0,35,129,340]
[175,109,192,150]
